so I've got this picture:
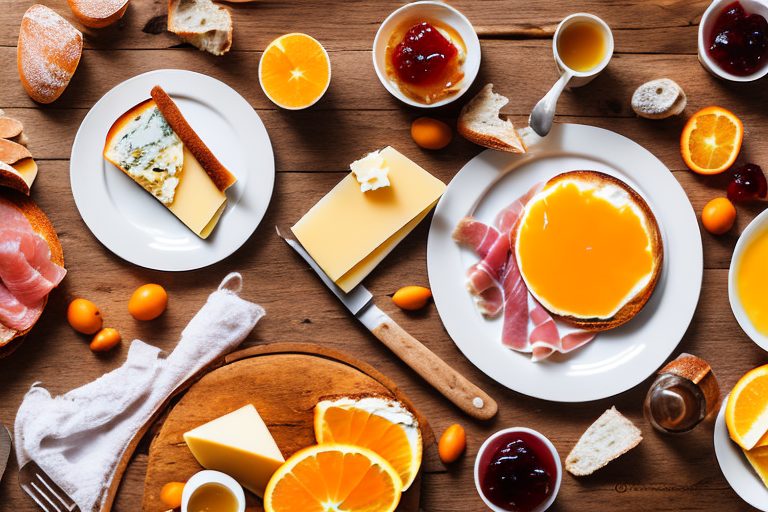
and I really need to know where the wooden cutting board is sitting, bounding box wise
[141,342,433,511]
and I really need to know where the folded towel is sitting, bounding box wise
[14,272,265,511]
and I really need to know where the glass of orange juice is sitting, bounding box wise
[529,13,614,136]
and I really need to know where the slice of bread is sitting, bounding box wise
[17,5,83,104]
[458,84,526,153]
[168,0,232,56]
[565,407,642,476]
[0,189,64,357]
[516,170,663,331]
[67,0,129,28]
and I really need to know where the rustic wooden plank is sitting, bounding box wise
[0,0,707,53]
[4,46,766,117]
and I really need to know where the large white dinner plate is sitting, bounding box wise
[70,69,275,271]
[427,124,702,402]
[714,397,768,510]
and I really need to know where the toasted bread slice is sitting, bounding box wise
[151,85,236,192]
[17,5,83,104]
[0,189,64,356]
[67,0,129,28]
[0,117,24,140]
[565,407,642,476]
[516,171,663,331]
[168,0,232,56]
[458,84,526,153]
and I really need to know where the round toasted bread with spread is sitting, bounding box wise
[514,170,663,331]
[0,189,64,357]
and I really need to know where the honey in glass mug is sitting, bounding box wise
[557,20,607,72]
[188,483,239,512]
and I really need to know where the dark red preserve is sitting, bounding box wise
[707,1,768,76]
[478,431,557,511]
[391,22,458,85]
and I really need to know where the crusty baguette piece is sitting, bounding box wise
[565,407,642,476]
[150,85,236,191]
[458,84,526,153]
[518,170,663,331]
[167,0,232,56]
[17,5,83,104]
[66,0,129,28]
[0,189,64,356]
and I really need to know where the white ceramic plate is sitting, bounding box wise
[714,397,768,510]
[427,124,702,402]
[729,208,768,350]
[70,69,275,271]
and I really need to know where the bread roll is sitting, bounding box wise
[67,0,129,28]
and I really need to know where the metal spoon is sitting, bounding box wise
[528,70,573,137]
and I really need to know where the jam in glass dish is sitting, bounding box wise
[477,430,559,511]
[707,1,768,76]
[385,19,466,105]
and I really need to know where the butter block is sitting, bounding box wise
[184,404,284,497]
[292,146,446,292]
[350,150,390,192]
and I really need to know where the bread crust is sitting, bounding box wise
[518,170,663,332]
[151,85,236,191]
[0,189,64,356]
[66,0,129,28]
[0,138,33,165]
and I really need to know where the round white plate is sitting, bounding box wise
[427,124,702,402]
[714,397,768,510]
[70,69,275,271]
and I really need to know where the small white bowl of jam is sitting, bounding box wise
[181,470,246,512]
[729,208,768,351]
[372,1,481,108]
[474,427,562,512]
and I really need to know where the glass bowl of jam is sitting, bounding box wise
[474,428,562,512]
[373,1,481,108]
[698,0,768,81]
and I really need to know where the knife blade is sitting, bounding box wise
[0,425,10,483]
[278,228,498,420]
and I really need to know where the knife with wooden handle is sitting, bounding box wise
[278,228,498,420]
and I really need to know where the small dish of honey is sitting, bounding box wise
[373,1,481,108]
[182,470,245,512]
[553,13,613,81]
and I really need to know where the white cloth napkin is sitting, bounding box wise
[14,272,265,511]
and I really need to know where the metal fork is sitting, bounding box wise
[19,461,80,512]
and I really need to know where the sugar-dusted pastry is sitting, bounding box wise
[67,0,129,28]
[631,78,687,120]
[17,5,83,104]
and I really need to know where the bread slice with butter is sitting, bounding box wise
[103,85,236,239]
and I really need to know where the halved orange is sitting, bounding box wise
[258,33,331,110]
[726,364,768,450]
[680,106,743,175]
[263,444,402,512]
[314,395,422,490]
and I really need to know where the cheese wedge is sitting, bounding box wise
[0,158,37,195]
[292,146,446,292]
[103,86,236,239]
[184,405,285,497]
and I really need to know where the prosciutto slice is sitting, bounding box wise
[0,281,43,331]
[0,237,56,306]
[454,184,597,361]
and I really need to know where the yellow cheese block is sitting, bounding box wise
[12,158,37,189]
[292,146,446,292]
[169,146,228,239]
[744,446,768,488]
[183,404,285,497]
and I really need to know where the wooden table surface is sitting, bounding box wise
[1,0,767,510]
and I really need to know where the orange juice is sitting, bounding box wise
[188,483,238,512]
[557,21,606,72]
[737,230,768,335]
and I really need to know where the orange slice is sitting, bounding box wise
[263,444,402,512]
[258,33,331,110]
[680,106,743,175]
[314,395,422,490]
[726,364,768,450]
[744,446,768,488]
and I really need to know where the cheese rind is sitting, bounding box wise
[292,146,446,291]
[183,404,284,497]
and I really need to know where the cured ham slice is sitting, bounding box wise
[454,183,598,361]
[0,237,56,306]
[0,281,42,331]
[14,230,66,286]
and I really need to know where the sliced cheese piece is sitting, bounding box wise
[169,146,227,239]
[183,404,284,497]
[292,146,446,292]
[0,159,36,195]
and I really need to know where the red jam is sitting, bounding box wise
[728,163,768,202]
[478,431,557,512]
[385,19,465,104]
[707,1,768,76]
